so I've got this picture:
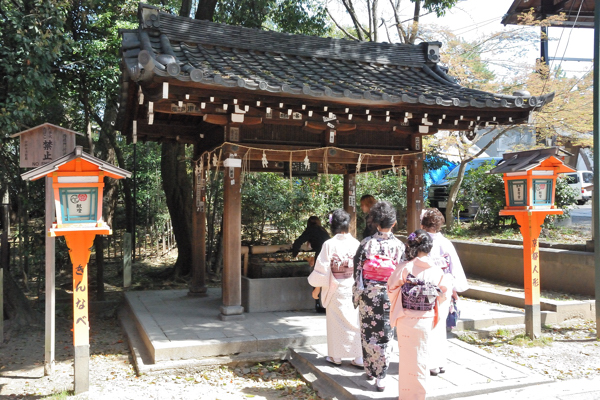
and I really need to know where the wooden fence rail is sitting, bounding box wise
[1,220,177,271]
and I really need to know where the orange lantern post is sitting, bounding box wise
[490,147,575,338]
[22,146,130,393]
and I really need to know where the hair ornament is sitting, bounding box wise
[407,232,417,241]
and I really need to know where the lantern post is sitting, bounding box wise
[490,147,575,338]
[22,146,130,394]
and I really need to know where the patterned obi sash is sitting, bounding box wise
[401,273,441,311]
[331,254,354,279]
[362,255,396,282]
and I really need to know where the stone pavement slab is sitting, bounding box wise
[456,376,600,400]
[124,288,327,363]
[123,288,593,399]
[288,337,551,400]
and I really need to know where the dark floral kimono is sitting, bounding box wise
[353,230,405,379]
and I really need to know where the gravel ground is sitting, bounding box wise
[455,318,600,381]
[2,254,598,399]
[3,300,598,399]
[0,298,321,400]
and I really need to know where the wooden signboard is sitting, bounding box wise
[10,123,81,168]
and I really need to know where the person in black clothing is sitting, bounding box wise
[292,216,330,313]
[291,216,330,260]
[360,194,378,239]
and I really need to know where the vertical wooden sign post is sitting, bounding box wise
[490,147,574,338]
[343,174,357,238]
[0,192,7,343]
[11,123,81,375]
[21,146,130,394]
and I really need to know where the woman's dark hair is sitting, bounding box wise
[421,208,445,233]
[330,209,350,234]
[405,229,433,260]
[368,201,396,229]
[307,216,321,227]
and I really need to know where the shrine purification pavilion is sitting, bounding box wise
[117,3,553,320]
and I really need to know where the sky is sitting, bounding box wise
[328,0,594,78]
[419,0,594,77]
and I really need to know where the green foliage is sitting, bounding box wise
[214,0,329,36]
[456,161,506,227]
[125,142,170,229]
[356,171,406,232]
[240,170,408,245]
[241,173,342,245]
[456,163,577,228]
[544,176,577,224]
[0,0,71,135]
[420,0,458,17]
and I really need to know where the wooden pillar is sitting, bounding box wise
[64,231,96,394]
[406,151,424,234]
[514,211,545,339]
[44,177,56,376]
[220,155,244,320]
[1,195,8,343]
[189,145,207,297]
[343,173,357,237]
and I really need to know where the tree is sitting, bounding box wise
[520,61,593,147]
[421,22,592,229]
[432,125,515,229]
[328,0,457,43]
[0,0,71,329]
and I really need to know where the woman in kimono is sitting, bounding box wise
[308,209,363,367]
[387,230,449,400]
[353,201,405,392]
[420,208,469,376]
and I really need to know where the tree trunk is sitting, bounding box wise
[445,160,469,230]
[161,142,193,277]
[93,101,122,289]
[94,236,105,301]
[443,127,512,230]
[194,0,218,20]
[409,0,421,44]
[3,269,40,330]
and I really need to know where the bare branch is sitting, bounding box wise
[382,18,392,43]
[341,0,370,40]
[367,0,373,39]
[388,0,408,43]
[372,0,379,42]
[326,6,360,41]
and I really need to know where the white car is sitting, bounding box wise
[564,171,593,205]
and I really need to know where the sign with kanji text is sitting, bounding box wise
[10,123,81,168]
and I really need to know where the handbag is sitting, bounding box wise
[446,297,460,329]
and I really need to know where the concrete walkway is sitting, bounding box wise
[121,288,597,399]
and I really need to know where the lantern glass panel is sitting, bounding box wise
[508,179,527,206]
[533,179,553,206]
[59,187,98,223]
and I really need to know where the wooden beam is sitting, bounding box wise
[220,144,419,165]
[203,114,228,125]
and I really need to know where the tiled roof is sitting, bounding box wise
[120,3,552,110]
[489,147,574,174]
